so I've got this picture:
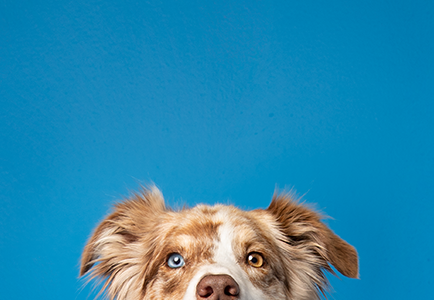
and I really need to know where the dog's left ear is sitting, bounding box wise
[267,194,359,279]
[80,186,166,277]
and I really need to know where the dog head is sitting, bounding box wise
[80,187,358,300]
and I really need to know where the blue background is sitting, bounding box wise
[1,0,433,299]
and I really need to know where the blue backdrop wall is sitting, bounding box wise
[1,0,433,299]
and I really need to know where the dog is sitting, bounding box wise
[80,186,358,300]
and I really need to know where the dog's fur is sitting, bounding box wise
[80,186,358,300]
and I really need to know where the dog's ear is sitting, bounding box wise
[267,193,359,279]
[80,186,166,277]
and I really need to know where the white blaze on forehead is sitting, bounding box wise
[182,209,268,300]
[214,213,238,267]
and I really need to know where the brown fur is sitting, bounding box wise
[80,186,358,300]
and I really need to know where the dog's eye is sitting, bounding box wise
[167,253,185,269]
[247,252,264,268]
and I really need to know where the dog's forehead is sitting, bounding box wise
[164,205,273,243]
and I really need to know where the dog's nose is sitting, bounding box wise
[196,274,240,300]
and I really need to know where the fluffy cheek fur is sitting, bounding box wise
[144,264,200,300]
[80,187,358,300]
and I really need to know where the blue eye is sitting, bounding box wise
[167,253,185,268]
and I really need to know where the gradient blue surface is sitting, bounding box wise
[1,0,433,299]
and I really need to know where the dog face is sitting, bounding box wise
[80,187,358,300]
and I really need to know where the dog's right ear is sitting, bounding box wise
[80,186,166,277]
[267,193,359,279]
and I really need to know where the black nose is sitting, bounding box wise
[196,275,240,300]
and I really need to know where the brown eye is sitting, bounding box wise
[247,252,264,268]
